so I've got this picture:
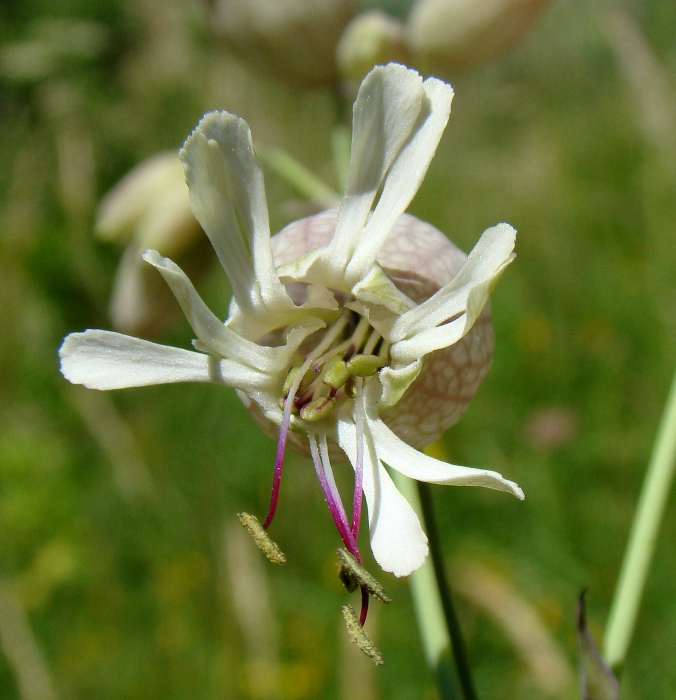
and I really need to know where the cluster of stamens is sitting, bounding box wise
[240,308,393,664]
[281,311,387,425]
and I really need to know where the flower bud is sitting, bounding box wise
[408,0,549,75]
[209,0,355,88]
[336,11,411,88]
[96,153,206,336]
[96,152,198,257]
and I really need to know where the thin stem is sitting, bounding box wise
[417,482,478,700]
[391,472,464,700]
[604,367,676,673]
[256,147,340,208]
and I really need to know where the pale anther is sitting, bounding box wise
[237,512,286,565]
[337,548,391,603]
[300,396,336,422]
[342,605,384,666]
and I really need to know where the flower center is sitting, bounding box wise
[283,310,387,424]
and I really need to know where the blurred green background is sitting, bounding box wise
[1,0,675,698]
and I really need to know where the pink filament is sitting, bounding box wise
[310,434,371,627]
[309,435,358,556]
[262,397,294,530]
[360,588,369,626]
[351,387,365,540]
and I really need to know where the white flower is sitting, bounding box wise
[59,63,522,581]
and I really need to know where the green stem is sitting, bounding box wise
[418,482,479,700]
[392,472,477,700]
[256,147,340,208]
[331,125,351,191]
[604,367,676,673]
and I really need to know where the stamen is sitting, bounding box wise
[310,315,370,371]
[377,339,391,362]
[362,327,382,356]
[346,354,386,377]
[307,311,352,366]
[360,587,370,626]
[300,396,336,422]
[322,356,351,390]
[311,337,352,373]
[263,311,352,531]
[282,365,301,395]
[342,605,383,666]
[309,434,356,554]
[352,379,365,540]
[349,315,373,355]
[238,513,286,564]
[337,549,391,603]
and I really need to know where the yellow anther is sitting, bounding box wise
[283,365,302,395]
[344,377,357,399]
[300,396,336,422]
[322,355,351,390]
[346,354,387,377]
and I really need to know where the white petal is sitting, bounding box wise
[345,76,454,284]
[142,249,323,372]
[365,396,524,499]
[390,223,516,343]
[179,111,291,317]
[336,416,429,577]
[390,316,469,365]
[59,330,267,391]
[317,65,430,286]
[355,379,524,497]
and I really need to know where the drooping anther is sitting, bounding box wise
[237,512,286,565]
[342,605,384,666]
[337,549,391,604]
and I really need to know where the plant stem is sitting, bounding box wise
[604,368,676,672]
[392,472,477,700]
[256,147,340,208]
[418,482,479,700]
